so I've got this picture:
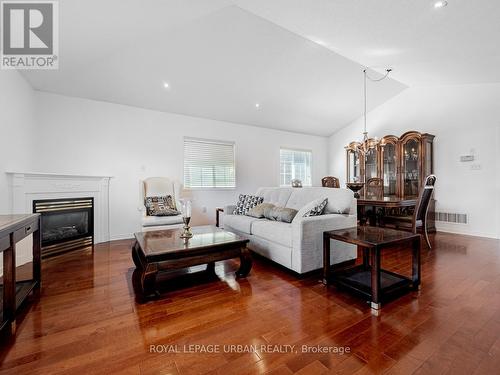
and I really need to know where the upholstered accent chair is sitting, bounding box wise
[140,177,184,231]
[383,175,437,248]
[321,176,340,188]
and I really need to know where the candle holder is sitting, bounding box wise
[179,200,193,239]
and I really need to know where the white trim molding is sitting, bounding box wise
[6,172,112,244]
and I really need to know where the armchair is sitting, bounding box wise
[140,177,184,231]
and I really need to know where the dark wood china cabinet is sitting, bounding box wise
[345,131,435,229]
[346,131,434,198]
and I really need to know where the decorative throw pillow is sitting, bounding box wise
[264,206,298,223]
[145,196,180,216]
[302,198,328,217]
[233,194,264,215]
[246,203,275,218]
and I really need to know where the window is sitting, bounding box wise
[183,138,235,189]
[280,148,312,186]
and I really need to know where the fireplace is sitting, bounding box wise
[33,197,94,258]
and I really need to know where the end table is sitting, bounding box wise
[323,226,421,310]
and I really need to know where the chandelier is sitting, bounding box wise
[356,68,392,154]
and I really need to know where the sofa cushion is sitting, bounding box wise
[224,214,261,234]
[251,220,293,247]
[302,198,328,217]
[264,206,298,223]
[142,215,183,227]
[246,203,275,218]
[255,188,293,207]
[233,194,264,215]
[285,187,353,214]
[145,195,179,216]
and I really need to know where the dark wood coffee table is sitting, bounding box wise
[323,226,421,310]
[132,225,251,298]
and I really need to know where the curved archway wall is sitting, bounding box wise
[328,84,500,239]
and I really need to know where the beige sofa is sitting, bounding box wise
[223,187,357,274]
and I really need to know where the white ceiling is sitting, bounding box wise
[21,0,500,136]
[234,0,500,86]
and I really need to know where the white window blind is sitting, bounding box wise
[184,138,235,189]
[280,148,312,186]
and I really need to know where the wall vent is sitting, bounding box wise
[434,212,468,224]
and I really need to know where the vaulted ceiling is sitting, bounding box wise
[21,0,500,136]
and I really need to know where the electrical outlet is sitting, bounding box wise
[202,206,207,213]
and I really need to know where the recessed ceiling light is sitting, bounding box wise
[255,103,260,109]
[434,1,448,8]
[163,82,170,89]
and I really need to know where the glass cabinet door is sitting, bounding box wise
[381,143,397,196]
[402,138,420,197]
[347,150,361,182]
[364,148,378,180]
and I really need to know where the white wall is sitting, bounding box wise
[496,125,500,238]
[329,83,500,239]
[33,92,328,240]
[0,70,36,213]
[0,70,37,273]
[5,76,498,241]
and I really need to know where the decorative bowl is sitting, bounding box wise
[346,182,365,199]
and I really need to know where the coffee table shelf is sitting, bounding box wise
[332,265,413,301]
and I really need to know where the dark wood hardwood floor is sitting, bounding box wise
[1,232,499,374]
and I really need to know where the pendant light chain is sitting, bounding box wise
[359,68,392,154]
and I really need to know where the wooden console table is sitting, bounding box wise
[0,214,41,333]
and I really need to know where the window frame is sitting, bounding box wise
[183,136,236,191]
[279,147,313,187]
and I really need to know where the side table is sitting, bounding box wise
[323,226,421,310]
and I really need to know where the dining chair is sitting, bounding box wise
[322,176,340,188]
[383,175,437,248]
[365,177,384,198]
[362,177,383,225]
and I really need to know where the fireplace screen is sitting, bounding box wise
[43,211,89,242]
[33,198,94,257]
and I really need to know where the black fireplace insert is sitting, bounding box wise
[33,197,94,258]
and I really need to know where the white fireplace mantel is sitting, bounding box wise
[7,172,112,244]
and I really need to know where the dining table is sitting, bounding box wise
[357,196,417,208]
[356,195,417,226]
